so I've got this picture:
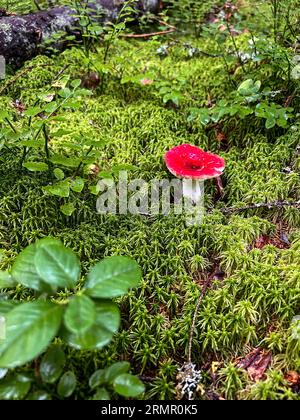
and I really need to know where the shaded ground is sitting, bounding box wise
[0,0,299,400]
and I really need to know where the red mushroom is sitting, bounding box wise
[164,144,225,203]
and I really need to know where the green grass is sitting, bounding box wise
[0,0,299,400]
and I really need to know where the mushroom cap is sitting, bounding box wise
[164,144,225,180]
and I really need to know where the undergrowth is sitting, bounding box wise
[0,0,299,400]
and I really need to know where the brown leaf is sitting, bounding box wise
[237,348,271,382]
[285,371,300,386]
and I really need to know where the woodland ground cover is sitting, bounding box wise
[0,0,299,400]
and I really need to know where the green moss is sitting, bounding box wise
[0,0,299,400]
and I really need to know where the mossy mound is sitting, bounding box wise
[0,0,299,400]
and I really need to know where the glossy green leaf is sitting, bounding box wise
[61,301,120,350]
[27,391,51,400]
[40,345,66,384]
[64,294,96,334]
[11,238,70,292]
[0,374,31,400]
[0,301,63,368]
[85,256,142,298]
[92,387,110,400]
[11,243,50,292]
[34,242,80,290]
[104,361,131,383]
[113,374,145,397]
[89,369,106,389]
[57,371,76,398]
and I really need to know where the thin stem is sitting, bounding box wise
[5,118,17,133]
[42,123,50,160]
[226,21,246,73]
[188,278,211,364]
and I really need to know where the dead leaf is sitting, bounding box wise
[237,348,271,382]
[285,371,300,386]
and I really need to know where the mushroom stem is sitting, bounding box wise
[182,179,203,205]
[214,176,224,199]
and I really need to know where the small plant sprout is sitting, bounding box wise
[164,144,225,204]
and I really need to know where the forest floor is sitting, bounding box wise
[0,0,299,400]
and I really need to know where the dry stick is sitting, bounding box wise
[121,20,177,39]
[188,278,211,364]
[121,28,176,38]
[219,199,300,215]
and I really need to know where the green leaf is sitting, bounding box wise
[50,154,81,168]
[57,371,76,398]
[238,79,261,97]
[70,177,85,193]
[34,242,80,290]
[24,107,42,117]
[85,256,142,298]
[0,271,16,288]
[0,368,8,379]
[113,374,145,397]
[43,180,70,198]
[64,295,96,334]
[0,300,20,314]
[104,362,131,383]
[89,185,99,195]
[71,79,82,89]
[61,301,120,350]
[54,168,65,180]
[23,162,49,172]
[58,87,71,98]
[265,117,276,129]
[21,139,44,148]
[27,390,52,400]
[44,102,58,114]
[92,387,110,400]
[0,374,32,400]
[11,238,64,293]
[11,243,49,292]
[0,301,63,368]
[40,345,66,384]
[60,202,76,216]
[89,369,106,389]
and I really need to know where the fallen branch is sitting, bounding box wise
[0,0,161,67]
[219,199,300,215]
[121,19,177,38]
[121,28,175,38]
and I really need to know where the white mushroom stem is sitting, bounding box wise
[182,179,204,205]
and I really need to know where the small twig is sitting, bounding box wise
[156,18,178,31]
[122,18,177,39]
[214,176,224,199]
[33,0,42,11]
[121,28,176,38]
[188,278,211,364]
[219,199,300,215]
